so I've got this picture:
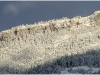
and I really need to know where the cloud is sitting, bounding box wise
[3,2,35,15]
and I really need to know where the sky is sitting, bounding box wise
[0,1,100,32]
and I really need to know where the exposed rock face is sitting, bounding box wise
[0,11,100,73]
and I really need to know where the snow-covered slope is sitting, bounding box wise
[61,66,100,74]
[0,11,100,74]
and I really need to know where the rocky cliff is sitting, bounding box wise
[0,11,100,73]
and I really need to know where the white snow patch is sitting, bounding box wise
[61,66,100,74]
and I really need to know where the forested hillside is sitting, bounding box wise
[0,11,100,74]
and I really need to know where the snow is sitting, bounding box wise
[94,11,100,15]
[92,68,100,73]
[0,11,100,73]
[61,66,100,74]
[72,66,89,70]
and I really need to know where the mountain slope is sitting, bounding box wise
[0,11,100,74]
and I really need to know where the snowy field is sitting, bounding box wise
[61,66,100,74]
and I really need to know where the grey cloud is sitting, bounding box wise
[3,2,35,15]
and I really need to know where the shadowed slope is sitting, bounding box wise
[0,49,100,74]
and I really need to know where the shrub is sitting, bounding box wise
[94,13,100,24]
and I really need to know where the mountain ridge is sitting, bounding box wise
[0,10,100,42]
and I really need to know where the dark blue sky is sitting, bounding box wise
[0,1,100,32]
